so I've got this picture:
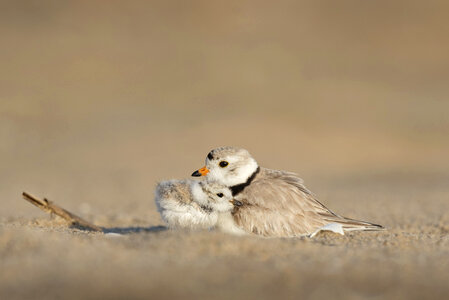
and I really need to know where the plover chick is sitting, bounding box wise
[192,181,247,235]
[155,179,244,234]
[192,146,384,237]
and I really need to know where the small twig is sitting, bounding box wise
[22,192,103,232]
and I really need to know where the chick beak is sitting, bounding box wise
[231,199,243,207]
[191,166,209,177]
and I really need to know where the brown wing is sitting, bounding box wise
[232,168,383,237]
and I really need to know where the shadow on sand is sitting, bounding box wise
[101,225,168,234]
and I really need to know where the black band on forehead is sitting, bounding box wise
[207,152,214,160]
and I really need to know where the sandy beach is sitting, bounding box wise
[1,1,449,299]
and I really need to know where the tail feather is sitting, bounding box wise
[324,216,385,232]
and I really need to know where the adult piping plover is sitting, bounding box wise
[155,179,244,234]
[192,146,384,237]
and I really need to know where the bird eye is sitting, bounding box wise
[219,161,229,168]
[216,193,224,198]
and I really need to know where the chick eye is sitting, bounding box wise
[216,193,224,198]
[219,161,229,168]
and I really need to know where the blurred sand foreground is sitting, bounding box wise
[1,1,449,299]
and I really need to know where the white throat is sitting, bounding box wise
[208,158,258,187]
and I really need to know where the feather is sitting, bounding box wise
[232,168,384,237]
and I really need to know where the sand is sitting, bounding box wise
[1,1,449,299]
[1,174,448,300]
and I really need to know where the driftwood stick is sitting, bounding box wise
[22,192,103,232]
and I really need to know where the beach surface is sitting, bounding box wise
[1,1,448,299]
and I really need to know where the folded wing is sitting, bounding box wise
[232,168,384,237]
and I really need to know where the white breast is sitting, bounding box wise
[216,212,247,236]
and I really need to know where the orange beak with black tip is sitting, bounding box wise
[192,166,209,177]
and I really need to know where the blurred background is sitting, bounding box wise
[1,0,448,219]
[2,2,449,300]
